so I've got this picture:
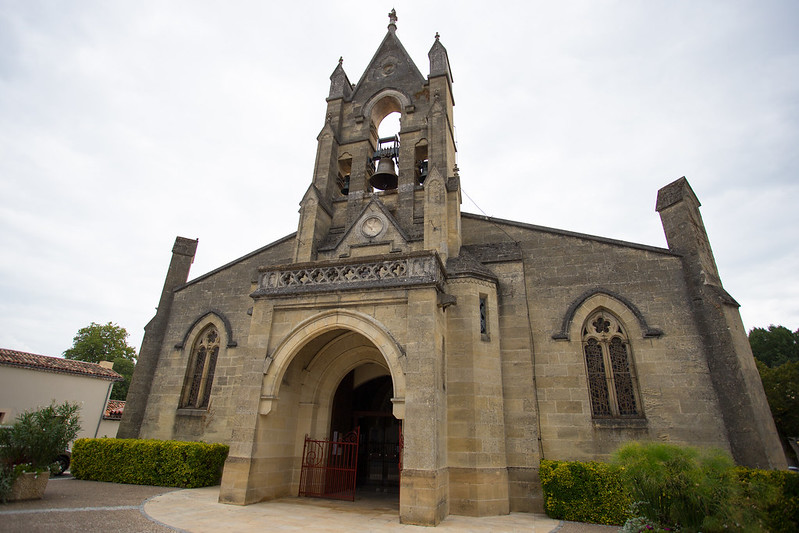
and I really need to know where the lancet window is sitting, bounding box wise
[582,311,641,418]
[181,325,220,409]
[479,294,489,338]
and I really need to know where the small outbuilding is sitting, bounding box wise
[0,348,123,440]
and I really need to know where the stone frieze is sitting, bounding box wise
[252,252,444,297]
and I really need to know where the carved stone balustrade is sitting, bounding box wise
[252,251,445,298]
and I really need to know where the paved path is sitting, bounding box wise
[1,476,619,532]
[146,486,562,532]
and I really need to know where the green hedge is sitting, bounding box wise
[71,438,228,488]
[736,466,799,533]
[540,458,799,530]
[539,459,632,525]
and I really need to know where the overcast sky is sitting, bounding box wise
[1,1,797,357]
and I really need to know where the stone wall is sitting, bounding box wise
[138,236,295,443]
[462,214,732,464]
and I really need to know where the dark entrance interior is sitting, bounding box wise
[330,369,400,495]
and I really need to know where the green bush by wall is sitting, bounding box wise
[540,456,799,531]
[539,459,632,525]
[736,466,799,533]
[71,438,228,488]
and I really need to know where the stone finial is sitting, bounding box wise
[329,57,352,100]
[388,8,397,31]
[428,32,453,82]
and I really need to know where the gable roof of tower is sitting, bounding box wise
[0,348,123,381]
[349,27,426,103]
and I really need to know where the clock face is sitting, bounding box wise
[361,216,384,238]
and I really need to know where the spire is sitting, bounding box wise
[349,9,425,102]
[328,56,352,100]
[428,31,453,82]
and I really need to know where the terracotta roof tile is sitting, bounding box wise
[0,348,123,381]
[104,399,125,420]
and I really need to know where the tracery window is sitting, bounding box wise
[181,325,220,409]
[582,311,641,418]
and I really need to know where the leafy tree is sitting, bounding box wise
[64,322,137,400]
[749,324,799,458]
[64,321,137,363]
[110,357,135,401]
[756,359,799,439]
[748,325,799,368]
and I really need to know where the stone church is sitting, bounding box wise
[119,12,785,526]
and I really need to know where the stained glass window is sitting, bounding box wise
[582,311,641,418]
[181,326,220,409]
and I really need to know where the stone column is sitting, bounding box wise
[445,277,510,516]
[400,287,449,525]
[218,297,276,504]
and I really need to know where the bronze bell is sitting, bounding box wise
[369,156,398,190]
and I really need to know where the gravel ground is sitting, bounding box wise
[0,475,179,533]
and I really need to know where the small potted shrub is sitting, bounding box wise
[0,402,81,502]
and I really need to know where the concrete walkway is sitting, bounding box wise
[1,476,619,532]
[144,487,619,533]
[145,486,561,532]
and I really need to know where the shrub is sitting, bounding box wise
[0,465,13,503]
[0,401,81,470]
[539,459,632,525]
[71,438,228,488]
[736,466,799,533]
[0,401,81,502]
[540,448,797,531]
[613,442,763,532]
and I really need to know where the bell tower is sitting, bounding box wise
[293,10,461,264]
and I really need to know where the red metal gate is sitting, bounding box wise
[398,422,403,475]
[298,427,360,501]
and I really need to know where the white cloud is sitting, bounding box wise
[1,1,798,357]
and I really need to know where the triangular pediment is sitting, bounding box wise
[350,29,426,104]
[299,184,332,217]
[320,199,410,258]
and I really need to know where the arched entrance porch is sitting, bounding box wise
[217,310,407,508]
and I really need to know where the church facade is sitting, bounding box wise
[119,13,785,526]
